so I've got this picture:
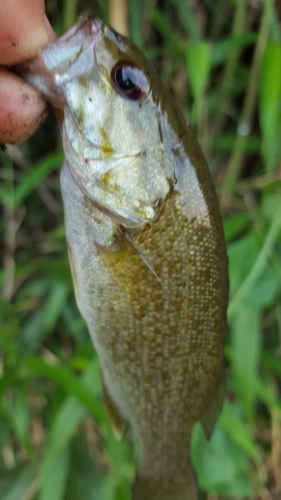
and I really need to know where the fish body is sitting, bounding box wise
[24,17,228,500]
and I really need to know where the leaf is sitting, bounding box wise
[149,7,183,55]
[115,480,131,500]
[223,212,251,242]
[13,151,63,209]
[232,305,260,419]
[41,281,69,333]
[129,0,145,48]
[213,33,257,65]
[219,401,260,463]
[212,134,261,154]
[228,207,281,316]
[170,0,202,40]
[40,445,70,500]
[255,377,281,418]
[0,401,30,452]
[262,351,281,378]
[186,42,212,100]
[245,266,280,307]
[65,438,102,500]
[10,391,30,450]
[2,463,37,500]
[259,41,281,171]
[228,232,260,294]
[42,357,105,459]
[191,421,254,496]
[20,279,70,354]
[99,474,118,500]
[20,302,50,355]
[25,357,105,423]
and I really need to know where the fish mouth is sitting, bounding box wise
[46,16,103,63]
[75,17,103,39]
[19,16,103,111]
[42,16,103,76]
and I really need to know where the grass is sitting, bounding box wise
[1,0,281,498]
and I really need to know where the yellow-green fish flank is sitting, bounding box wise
[23,16,228,500]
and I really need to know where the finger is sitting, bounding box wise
[0,0,52,65]
[0,68,48,144]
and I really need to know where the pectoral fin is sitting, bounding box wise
[98,229,162,297]
[67,243,81,313]
[101,372,125,439]
[122,231,162,286]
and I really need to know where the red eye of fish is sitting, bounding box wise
[111,61,149,100]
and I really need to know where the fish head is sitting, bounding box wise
[25,17,180,227]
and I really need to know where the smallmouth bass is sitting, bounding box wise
[23,16,228,500]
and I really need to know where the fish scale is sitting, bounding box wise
[63,186,225,492]
[22,15,228,500]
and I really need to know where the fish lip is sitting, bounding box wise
[48,18,103,86]
[18,16,103,98]
[57,16,103,51]
[81,18,103,38]
[37,16,103,77]
[48,16,103,47]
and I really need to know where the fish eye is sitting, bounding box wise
[111,61,149,101]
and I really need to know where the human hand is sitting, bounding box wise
[0,0,55,144]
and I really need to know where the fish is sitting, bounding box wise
[22,16,228,500]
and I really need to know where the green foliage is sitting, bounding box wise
[259,41,281,171]
[1,1,281,499]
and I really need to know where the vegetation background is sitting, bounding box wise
[1,0,281,498]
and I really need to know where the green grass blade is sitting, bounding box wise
[170,0,202,40]
[259,41,281,171]
[219,401,260,463]
[41,281,69,333]
[128,0,144,48]
[228,204,281,316]
[2,464,37,500]
[40,445,70,500]
[25,357,105,422]
[42,358,104,459]
[232,305,260,420]
[13,151,63,209]
[186,42,212,101]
